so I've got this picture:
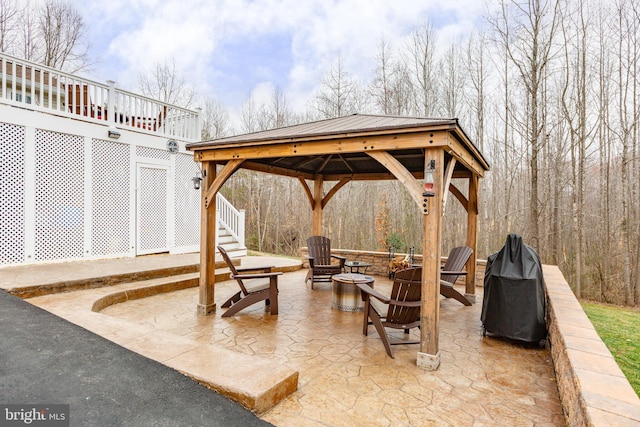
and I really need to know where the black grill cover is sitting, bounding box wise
[481,234,547,342]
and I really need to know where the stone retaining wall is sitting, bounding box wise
[544,265,640,426]
[300,247,486,287]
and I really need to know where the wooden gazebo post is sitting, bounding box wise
[465,174,479,303]
[197,162,217,315]
[312,176,323,235]
[417,148,444,370]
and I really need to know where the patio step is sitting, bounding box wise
[218,225,247,257]
[89,257,303,313]
[3,256,234,299]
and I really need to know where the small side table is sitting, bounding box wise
[331,273,374,312]
[344,260,372,274]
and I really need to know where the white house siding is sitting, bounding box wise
[0,104,201,267]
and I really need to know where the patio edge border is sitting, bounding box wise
[544,265,640,426]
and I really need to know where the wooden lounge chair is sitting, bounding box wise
[305,236,346,289]
[355,267,422,358]
[440,246,473,306]
[217,246,281,317]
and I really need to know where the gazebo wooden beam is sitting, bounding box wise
[204,159,244,208]
[322,178,351,209]
[242,161,316,180]
[195,132,450,162]
[447,136,485,178]
[194,133,486,178]
[298,177,314,207]
[191,122,459,150]
[442,158,457,212]
[448,184,468,211]
[298,177,351,210]
[235,164,474,183]
[366,151,426,211]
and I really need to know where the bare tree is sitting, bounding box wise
[0,0,19,53]
[465,30,490,255]
[405,21,439,116]
[465,31,488,151]
[489,0,561,252]
[313,55,358,118]
[594,1,615,302]
[611,0,640,305]
[370,38,394,115]
[558,0,595,298]
[240,97,259,133]
[38,0,89,71]
[369,38,414,115]
[17,1,38,61]
[439,43,466,117]
[138,59,196,107]
[270,86,290,128]
[201,97,231,140]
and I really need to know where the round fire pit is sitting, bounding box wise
[331,273,374,312]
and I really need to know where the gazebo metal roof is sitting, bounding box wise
[187,114,489,180]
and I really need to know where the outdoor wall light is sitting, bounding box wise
[192,174,202,190]
[423,159,436,197]
[192,165,204,190]
[107,128,121,139]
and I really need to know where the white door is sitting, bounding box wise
[136,163,170,255]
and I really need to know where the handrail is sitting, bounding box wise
[0,52,201,141]
[217,193,245,248]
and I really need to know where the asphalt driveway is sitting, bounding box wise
[0,290,271,427]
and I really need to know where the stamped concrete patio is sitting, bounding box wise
[18,255,565,426]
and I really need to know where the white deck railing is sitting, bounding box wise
[0,52,201,141]
[217,193,245,248]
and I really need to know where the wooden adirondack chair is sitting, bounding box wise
[440,246,473,306]
[217,246,281,317]
[355,267,422,358]
[305,236,346,289]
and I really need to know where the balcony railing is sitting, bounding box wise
[0,52,201,141]
[217,193,245,248]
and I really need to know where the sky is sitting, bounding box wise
[66,0,488,117]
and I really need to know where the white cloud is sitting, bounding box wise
[72,0,487,116]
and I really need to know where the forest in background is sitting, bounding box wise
[1,0,638,306]
[215,0,640,307]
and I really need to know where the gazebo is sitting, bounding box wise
[186,113,489,370]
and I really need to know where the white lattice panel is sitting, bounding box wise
[138,166,168,253]
[174,153,200,247]
[0,123,26,265]
[92,139,130,255]
[34,130,84,261]
[136,146,170,160]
